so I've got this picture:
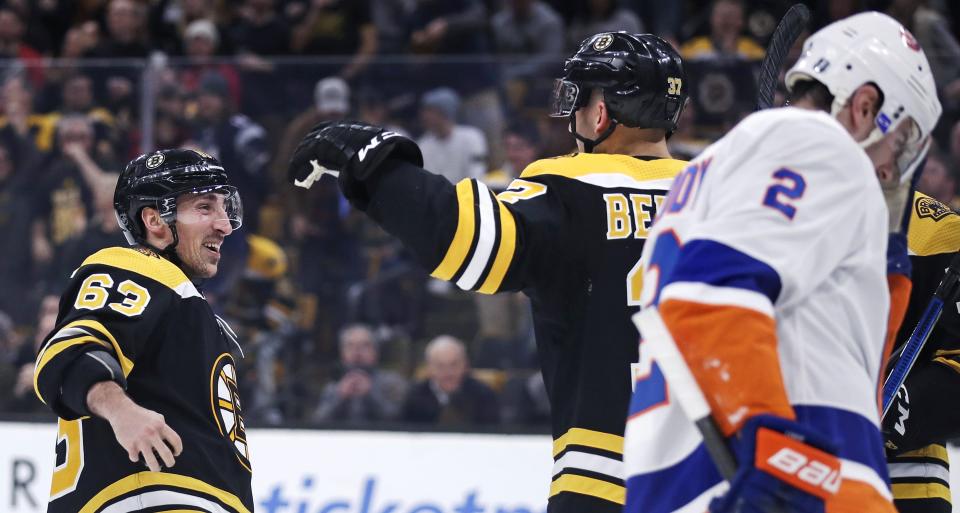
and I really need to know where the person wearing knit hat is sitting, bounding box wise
[417,87,488,184]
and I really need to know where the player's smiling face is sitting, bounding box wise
[174,192,234,279]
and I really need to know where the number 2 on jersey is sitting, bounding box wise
[762,168,806,220]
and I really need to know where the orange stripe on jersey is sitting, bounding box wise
[879,274,912,411]
[659,298,794,436]
[827,478,896,513]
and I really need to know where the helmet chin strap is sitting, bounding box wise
[141,221,183,267]
[569,109,618,153]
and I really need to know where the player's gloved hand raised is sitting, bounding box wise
[288,121,423,208]
[709,415,841,513]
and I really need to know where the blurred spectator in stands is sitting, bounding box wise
[57,73,120,164]
[371,0,413,52]
[567,0,643,51]
[0,7,44,89]
[289,0,378,81]
[401,335,500,425]
[231,0,292,121]
[226,234,294,425]
[484,119,541,191]
[154,84,190,151]
[406,0,504,166]
[680,0,764,62]
[0,75,56,155]
[179,19,242,107]
[0,141,38,324]
[311,324,408,423]
[51,173,125,291]
[917,148,959,208]
[30,0,75,55]
[3,294,57,414]
[83,0,150,119]
[417,87,488,183]
[275,76,351,184]
[501,371,551,426]
[491,0,564,82]
[469,121,539,369]
[347,230,427,366]
[626,0,681,45]
[356,87,409,136]
[150,0,226,56]
[887,0,960,110]
[190,71,268,232]
[187,72,266,305]
[126,84,189,158]
[31,115,113,283]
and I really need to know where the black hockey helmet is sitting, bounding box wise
[114,148,242,248]
[551,32,687,151]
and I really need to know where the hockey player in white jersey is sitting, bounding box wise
[624,11,941,513]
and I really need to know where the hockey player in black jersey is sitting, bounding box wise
[290,32,688,513]
[884,191,960,513]
[34,149,253,512]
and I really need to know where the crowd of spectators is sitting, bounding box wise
[1,0,960,431]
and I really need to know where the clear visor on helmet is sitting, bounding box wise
[164,185,243,231]
[550,79,586,118]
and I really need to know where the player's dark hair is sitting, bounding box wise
[787,79,834,111]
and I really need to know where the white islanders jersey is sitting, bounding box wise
[624,108,893,512]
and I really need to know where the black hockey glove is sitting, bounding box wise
[288,121,423,208]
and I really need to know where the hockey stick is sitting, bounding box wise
[881,251,960,418]
[756,3,811,110]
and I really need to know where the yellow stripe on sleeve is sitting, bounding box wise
[431,180,476,280]
[898,444,949,463]
[553,427,624,457]
[892,482,952,502]
[477,202,517,294]
[549,474,625,505]
[34,336,111,402]
[67,319,135,377]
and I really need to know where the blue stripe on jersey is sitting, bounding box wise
[795,405,890,482]
[624,442,722,513]
[663,239,782,303]
[887,232,911,278]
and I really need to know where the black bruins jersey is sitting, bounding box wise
[363,152,686,513]
[34,247,253,513]
[886,192,960,513]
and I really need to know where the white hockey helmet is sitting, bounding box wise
[786,11,942,182]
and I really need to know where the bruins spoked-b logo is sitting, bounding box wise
[916,196,953,221]
[210,353,251,472]
[145,152,165,169]
[593,34,614,51]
